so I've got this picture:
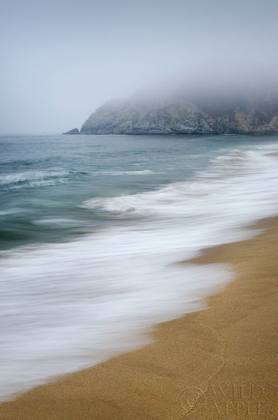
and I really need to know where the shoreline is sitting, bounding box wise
[1,217,278,419]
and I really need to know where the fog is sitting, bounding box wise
[1,0,278,135]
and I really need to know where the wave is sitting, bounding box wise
[0,169,154,191]
[82,148,277,217]
[33,218,82,227]
[0,170,72,190]
[95,170,154,176]
[1,143,278,400]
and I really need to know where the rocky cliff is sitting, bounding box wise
[80,90,278,135]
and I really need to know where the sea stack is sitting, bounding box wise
[63,128,79,135]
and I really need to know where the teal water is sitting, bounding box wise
[1,134,277,249]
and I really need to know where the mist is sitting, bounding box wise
[1,0,278,135]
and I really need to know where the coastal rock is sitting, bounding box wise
[80,90,278,135]
[63,128,79,135]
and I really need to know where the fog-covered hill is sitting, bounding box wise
[80,88,278,135]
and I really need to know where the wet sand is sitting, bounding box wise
[0,218,278,419]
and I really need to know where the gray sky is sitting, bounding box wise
[1,0,278,134]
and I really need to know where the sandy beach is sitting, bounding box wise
[1,217,278,420]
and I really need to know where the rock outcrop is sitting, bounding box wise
[80,90,278,135]
[63,128,79,135]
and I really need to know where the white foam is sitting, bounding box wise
[82,149,278,218]
[32,218,80,226]
[1,145,278,401]
[97,170,154,175]
[0,171,69,190]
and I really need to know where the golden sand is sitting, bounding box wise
[0,218,278,419]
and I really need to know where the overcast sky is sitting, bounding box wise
[1,0,278,134]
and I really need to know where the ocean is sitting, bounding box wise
[1,134,278,400]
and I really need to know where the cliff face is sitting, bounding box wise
[80,91,278,135]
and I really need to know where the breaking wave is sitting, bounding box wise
[0,171,70,190]
[82,148,278,217]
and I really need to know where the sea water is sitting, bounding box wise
[0,134,278,400]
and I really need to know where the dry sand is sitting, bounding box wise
[0,217,278,419]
